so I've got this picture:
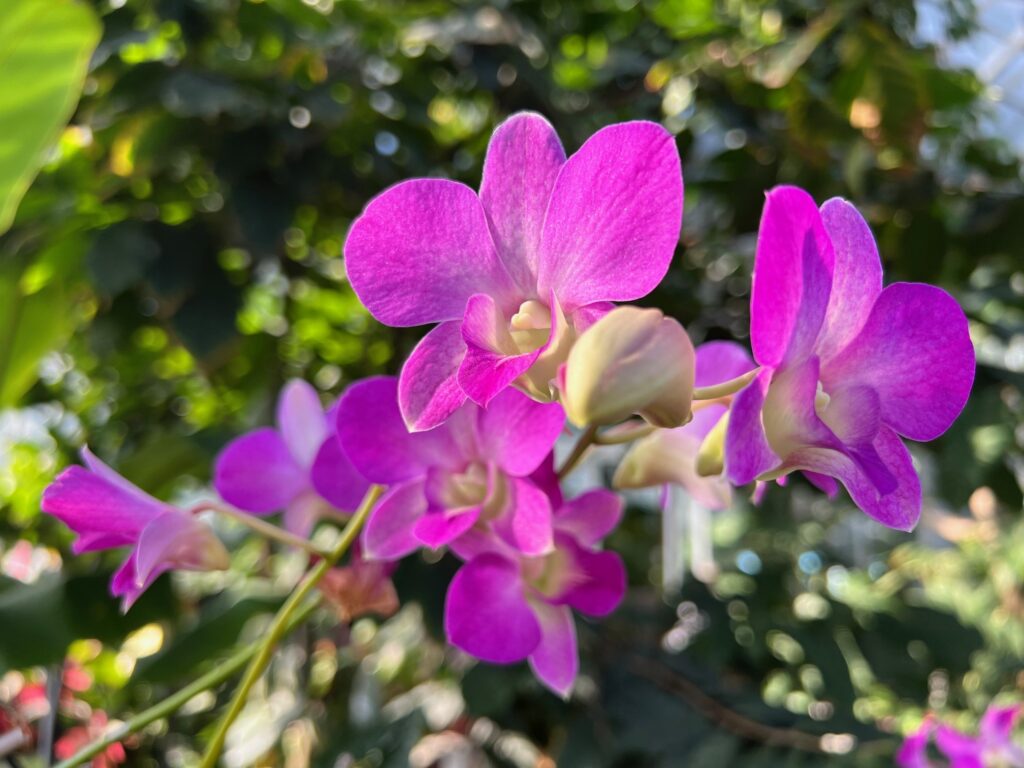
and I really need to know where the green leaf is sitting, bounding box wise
[0,0,100,234]
[0,240,83,406]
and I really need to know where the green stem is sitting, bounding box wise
[593,422,657,446]
[52,600,321,768]
[195,501,329,557]
[198,484,384,768]
[691,368,759,401]
[557,425,599,479]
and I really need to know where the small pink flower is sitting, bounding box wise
[337,376,566,560]
[897,717,934,768]
[214,380,369,536]
[725,187,974,530]
[54,711,125,768]
[444,489,625,697]
[345,112,683,431]
[935,705,1024,768]
[42,448,229,610]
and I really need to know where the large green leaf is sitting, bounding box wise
[0,0,100,234]
[0,240,83,406]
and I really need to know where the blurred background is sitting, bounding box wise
[1,0,1022,765]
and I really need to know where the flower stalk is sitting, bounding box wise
[691,367,759,402]
[197,484,384,768]
[194,501,329,557]
[52,599,321,768]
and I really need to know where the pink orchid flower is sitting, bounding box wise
[898,717,935,768]
[42,448,229,610]
[935,705,1024,768]
[444,489,625,697]
[336,376,565,560]
[214,380,369,537]
[615,341,755,510]
[725,186,974,530]
[344,112,683,431]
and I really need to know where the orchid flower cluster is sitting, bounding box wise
[898,705,1024,768]
[41,112,975,720]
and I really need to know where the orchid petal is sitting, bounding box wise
[493,477,554,556]
[781,426,921,530]
[724,370,780,485]
[802,471,839,497]
[980,704,1023,746]
[816,198,883,361]
[458,293,540,407]
[398,320,468,432]
[537,121,683,310]
[445,554,541,663]
[345,178,517,326]
[134,511,229,588]
[694,341,755,388]
[530,452,563,508]
[283,492,328,538]
[276,380,329,468]
[571,302,615,333]
[477,387,565,476]
[413,507,481,550]
[110,556,152,611]
[309,434,369,512]
[823,283,975,441]
[750,186,835,366]
[337,376,461,484]
[554,489,623,547]
[935,725,984,767]
[528,603,578,698]
[896,721,933,768]
[555,536,626,616]
[213,428,307,514]
[361,479,429,560]
[480,112,566,291]
[42,465,167,549]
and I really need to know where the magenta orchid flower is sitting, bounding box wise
[725,186,974,530]
[214,380,369,537]
[42,447,229,610]
[935,705,1024,768]
[444,488,625,696]
[345,112,683,431]
[615,341,754,510]
[336,376,566,560]
[898,717,935,768]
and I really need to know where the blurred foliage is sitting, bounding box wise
[1,0,1022,766]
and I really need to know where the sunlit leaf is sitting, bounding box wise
[0,0,100,234]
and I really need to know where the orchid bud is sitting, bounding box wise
[695,412,728,477]
[562,307,695,428]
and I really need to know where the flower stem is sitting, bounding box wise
[197,484,384,768]
[593,422,657,446]
[557,425,599,479]
[194,501,329,557]
[691,368,759,401]
[52,599,321,768]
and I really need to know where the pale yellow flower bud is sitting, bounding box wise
[561,307,695,428]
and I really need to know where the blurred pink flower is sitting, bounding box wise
[42,448,229,610]
[214,379,369,536]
